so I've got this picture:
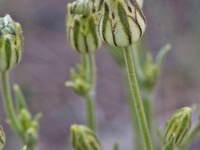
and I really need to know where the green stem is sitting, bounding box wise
[123,46,153,150]
[1,71,23,138]
[123,70,143,150]
[85,93,96,131]
[84,54,97,132]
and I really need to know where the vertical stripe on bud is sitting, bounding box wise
[0,126,5,150]
[70,124,102,150]
[163,107,192,147]
[66,0,102,54]
[98,0,146,47]
[136,0,144,8]
[0,15,23,72]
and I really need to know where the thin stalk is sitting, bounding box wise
[123,70,143,150]
[123,46,153,150]
[84,54,97,132]
[85,93,96,131]
[1,71,23,138]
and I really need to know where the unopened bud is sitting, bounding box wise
[163,107,192,147]
[99,0,146,47]
[0,126,5,150]
[66,78,91,96]
[0,15,23,72]
[67,0,102,53]
[24,127,38,147]
[18,108,32,131]
[71,124,101,150]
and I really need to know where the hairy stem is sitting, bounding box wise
[123,46,153,150]
[84,54,97,131]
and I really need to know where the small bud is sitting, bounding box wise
[0,15,23,72]
[66,0,102,53]
[0,126,6,150]
[66,78,91,96]
[98,0,146,47]
[70,124,102,150]
[13,84,27,113]
[23,113,41,147]
[18,108,32,131]
[163,107,192,147]
[139,53,159,91]
[24,127,38,147]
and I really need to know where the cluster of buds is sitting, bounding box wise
[13,84,41,148]
[70,124,102,150]
[162,107,192,149]
[66,0,102,53]
[66,63,91,96]
[98,0,146,47]
[136,44,171,92]
[0,15,23,72]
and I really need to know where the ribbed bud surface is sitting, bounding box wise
[98,0,146,47]
[71,124,102,150]
[67,0,102,53]
[0,15,23,72]
[0,126,5,150]
[164,107,192,146]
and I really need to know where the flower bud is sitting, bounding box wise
[18,108,32,131]
[66,78,91,96]
[67,0,102,53]
[98,0,146,47]
[13,84,27,113]
[70,124,102,150]
[24,127,38,147]
[163,107,192,147]
[0,15,23,72]
[0,126,5,150]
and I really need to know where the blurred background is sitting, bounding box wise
[0,0,200,149]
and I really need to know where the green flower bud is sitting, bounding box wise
[71,124,102,150]
[24,127,38,147]
[66,0,102,53]
[0,126,5,150]
[13,84,27,113]
[98,0,146,47]
[66,78,91,96]
[18,108,32,131]
[0,15,23,72]
[163,107,192,147]
[22,113,41,148]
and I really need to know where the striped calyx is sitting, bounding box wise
[71,124,102,150]
[98,0,146,47]
[67,0,102,54]
[0,15,23,72]
[163,107,192,147]
[0,126,5,150]
[136,0,144,8]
